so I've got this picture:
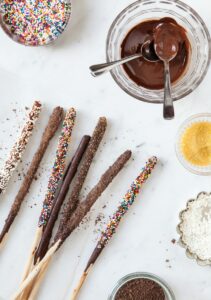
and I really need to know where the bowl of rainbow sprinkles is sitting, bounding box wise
[0,0,71,46]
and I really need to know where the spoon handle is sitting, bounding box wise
[163,60,175,120]
[90,53,142,77]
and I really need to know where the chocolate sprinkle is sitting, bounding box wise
[114,278,166,300]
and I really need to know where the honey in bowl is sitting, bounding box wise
[180,121,211,167]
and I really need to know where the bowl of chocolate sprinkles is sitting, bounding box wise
[108,272,175,300]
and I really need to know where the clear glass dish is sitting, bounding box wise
[0,0,71,46]
[176,113,211,175]
[106,0,211,103]
[108,272,175,300]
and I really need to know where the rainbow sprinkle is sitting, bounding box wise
[38,108,76,227]
[0,0,71,46]
[98,156,157,246]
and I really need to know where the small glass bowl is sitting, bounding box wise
[108,272,175,300]
[0,0,71,46]
[176,113,211,176]
[106,0,211,103]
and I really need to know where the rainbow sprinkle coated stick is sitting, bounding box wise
[70,156,158,300]
[0,0,71,46]
[94,156,157,250]
[39,108,76,227]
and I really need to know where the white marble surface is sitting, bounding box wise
[0,0,211,299]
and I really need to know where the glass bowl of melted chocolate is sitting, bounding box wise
[106,0,211,103]
[108,272,175,300]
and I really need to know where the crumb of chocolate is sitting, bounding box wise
[165,259,170,263]
[95,213,105,226]
[136,143,145,148]
[171,239,176,244]
[114,278,165,300]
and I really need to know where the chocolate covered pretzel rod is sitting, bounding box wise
[20,108,76,286]
[70,156,158,300]
[0,101,42,194]
[38,107,76,228]
[54,117,107,243]
[0,107,63,245]
[55,150,132,247]
[13,150,132,299]
[34,135,90,263]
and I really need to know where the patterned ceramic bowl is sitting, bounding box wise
[177,192,211,266]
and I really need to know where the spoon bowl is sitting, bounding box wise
[154,22,180,120]
[141,40,159,62]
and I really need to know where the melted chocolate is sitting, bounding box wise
[121,18,190,90]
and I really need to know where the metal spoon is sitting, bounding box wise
[90,40,159,77]
[154,23,179,120]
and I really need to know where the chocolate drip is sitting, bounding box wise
[34,135,90,263]
[0,107,63,243]
[55,150,132,248]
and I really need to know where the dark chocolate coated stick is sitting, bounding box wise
[0,107,63,245]
[55,117,107,240]
[55,150,132,247]
[34,135,91,263]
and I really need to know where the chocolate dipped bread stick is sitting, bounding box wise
[0,101,42,194]
[55,117,107,240]
[55,150,132,247]
[38,108,76,229]
[0,107,63,245]
[34,135,90,263]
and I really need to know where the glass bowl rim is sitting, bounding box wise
[106,0,211,104]
[108,272,176,300]
[175,113,211,176]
